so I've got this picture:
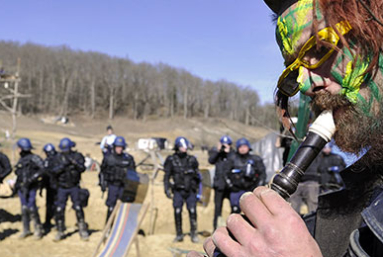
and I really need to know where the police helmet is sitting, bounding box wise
[43,143,56,154]
[113,136,127,149]
[59,137,76,152]
[236,137,251,150]
[17,138,33,151]
[220,135,233,145]
[174,137,190,150]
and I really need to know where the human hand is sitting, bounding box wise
[189,187,322,257]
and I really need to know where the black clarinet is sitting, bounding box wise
[271,110,335,199]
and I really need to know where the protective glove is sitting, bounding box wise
[61,156,71,166]
[226,178,233,189]
[100,183,107,192]
[165,187,173,199]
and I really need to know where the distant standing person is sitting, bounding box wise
[164,137,200,243]
[0,144,12,184]
[14,138,44,239]
[100,125,117,156]
[208,135,235,231]
[226,138,266,213]
[52,137,89,241]
[99,136,136,223]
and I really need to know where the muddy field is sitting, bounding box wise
[0,113,268,257]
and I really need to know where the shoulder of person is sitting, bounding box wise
[209,147,218,153]
[31,154,44,166]
[250,154,263,161]
[165,155,174,162]
[72,151,85,160]
[166,153,177,160]
[123,152,134,160]
[103,153,114,162]
[0,152,9,162]
[186,154,197,160]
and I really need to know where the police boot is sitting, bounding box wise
[19,206,32,239]
[54,207,65,242]
[189,208,199,243]
[29,207,43,240]
[106,206,114,224]
[173,208,183,242]
[75,208,89,241]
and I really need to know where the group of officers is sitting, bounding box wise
[0,130,267,244]
[0,130,344,244]
[0,131,136,242]
[0,137,90,241]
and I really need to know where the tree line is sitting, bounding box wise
[0,41,278,129]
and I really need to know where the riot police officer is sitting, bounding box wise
[318,144,346,192]
[208,135,235,231]
[42,143,59,230]
[226,138,266,213]
[51,137,89,241]
[99,136,136,223]
[0,145,12,184]
[164,137,200,243]
[14,138,44,239]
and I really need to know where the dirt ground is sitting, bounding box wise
[0,112,269,257]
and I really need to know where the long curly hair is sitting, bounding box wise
[318,0,383,73]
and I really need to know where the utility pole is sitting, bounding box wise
[0,59,30,163]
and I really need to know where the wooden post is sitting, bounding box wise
[0,59,29,164]
[135,238,141,257]
[10,60,20,164]
[149,166,159,235]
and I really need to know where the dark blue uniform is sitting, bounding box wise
[51,150,88,240]
[164,152,200,242]
[100,151,136,221]
[0,152,12,184]
[15,151,44,238]
[317,152,346,191]
[42,152,60,228]
[208,147,235,230]
[226,152,266,213]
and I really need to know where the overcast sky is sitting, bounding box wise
[0,0,285,104]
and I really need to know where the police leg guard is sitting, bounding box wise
[29,207,43,239]
[75,207,89,241]
[54,207,65,242]
[44,200,55,229]
[188,207,199,243]
[173,207,183,242]
[106,206,114,224]
[19,206,32,239]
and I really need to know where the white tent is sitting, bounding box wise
[252,132,284,183]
